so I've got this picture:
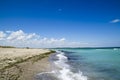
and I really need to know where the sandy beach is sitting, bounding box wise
[0,48,54,80]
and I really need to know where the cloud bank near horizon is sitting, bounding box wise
[0,30,88,48]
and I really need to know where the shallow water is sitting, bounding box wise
[35,48,120,80]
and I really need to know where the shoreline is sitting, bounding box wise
[0,48,55,80]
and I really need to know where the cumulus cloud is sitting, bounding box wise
[110,19,120,23]
[0,30,88,48]
[6,30,39,41]
[0,31,6,40]
[0,30,67,48]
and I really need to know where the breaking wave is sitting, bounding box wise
[53,50,88,80]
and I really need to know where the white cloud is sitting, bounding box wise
[7,30,25,40]
[0,31,6,40]
[0,30,67,48]
[0,30,89,48]
[110,19,120,23]
[6,31,13,33]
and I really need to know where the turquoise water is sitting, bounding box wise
[35,48,120,80]
[56,48,120,80]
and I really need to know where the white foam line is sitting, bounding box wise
[54,50,88,80]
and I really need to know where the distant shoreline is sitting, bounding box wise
[52,47,120,49]
[0,48,55,80]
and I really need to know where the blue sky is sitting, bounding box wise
[0,0,120,47]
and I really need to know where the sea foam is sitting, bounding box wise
[53,50,88,80]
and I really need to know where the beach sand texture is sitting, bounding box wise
[0,48,54,80]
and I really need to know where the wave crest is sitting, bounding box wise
[53,50,88,80]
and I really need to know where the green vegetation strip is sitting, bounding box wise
[0,45,15,48]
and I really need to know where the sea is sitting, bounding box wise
[35,48,120,80]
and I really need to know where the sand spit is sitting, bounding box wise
[0,48,55,80]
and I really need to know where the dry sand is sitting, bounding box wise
[0,48,50,60]
[0,48,54,80]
